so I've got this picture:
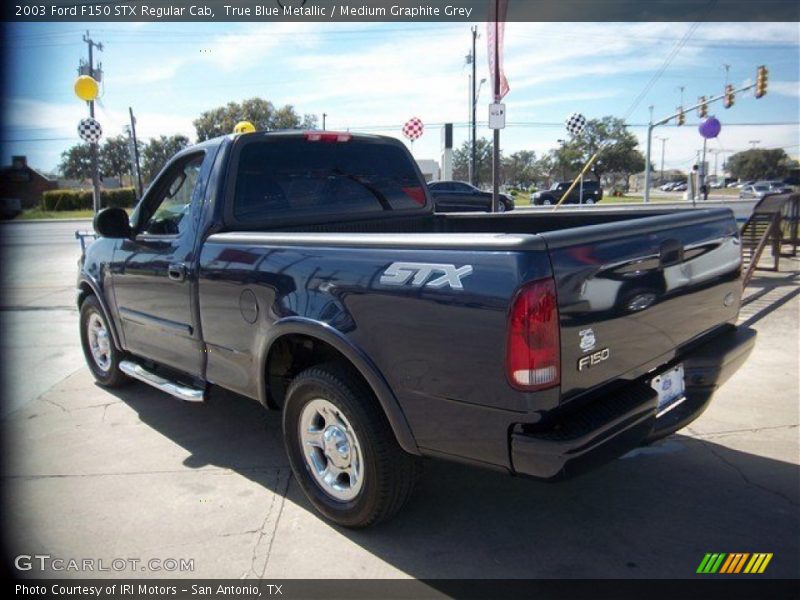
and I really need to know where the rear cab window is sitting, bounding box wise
[229,134,428,226]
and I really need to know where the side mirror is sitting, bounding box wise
[93,207,132,239]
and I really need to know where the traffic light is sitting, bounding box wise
[676,108,685,126]
[755,65,768,98]
[723,84,735,108]
[698,96,708,118]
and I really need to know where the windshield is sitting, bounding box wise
[233,138,426,222]
[754,185,770,191]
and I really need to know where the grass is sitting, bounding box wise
[16,208,97,220]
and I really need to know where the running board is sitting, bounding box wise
[119,360,205,403]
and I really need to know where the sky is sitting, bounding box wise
[2,21,799,177]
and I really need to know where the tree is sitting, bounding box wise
[141,135,190,183]
[453,137,497,187]
[502,150,540,188]
[58,144,94,180]
[534,153,558,187]
[193,98,318,141]
[559,116,645,183]
[100,135,134,183]
[550,144,585,182]
[725,148,796,180]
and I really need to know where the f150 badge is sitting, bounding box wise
[578,348,610,371]
[380,262,473,290]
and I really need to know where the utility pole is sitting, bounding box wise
[128,107,143,197]
[322,113,327,130]
[81,31,103,213]
[470,26,477,186]
[656,136,668,184]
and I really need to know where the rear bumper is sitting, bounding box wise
[510,324,757,480]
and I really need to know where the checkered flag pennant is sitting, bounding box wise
[402,117,424,141]
[78,117,103,143]
[565,112,587,136]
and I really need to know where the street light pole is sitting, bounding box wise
[470,26,477,186]
[82,31,103,213]
[322,113,327,130]
[644,105,654,201]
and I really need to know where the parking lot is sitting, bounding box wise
[1,219,798,580]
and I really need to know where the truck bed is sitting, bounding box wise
[202,207,742,467]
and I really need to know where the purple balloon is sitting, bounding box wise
[699,116,721,139]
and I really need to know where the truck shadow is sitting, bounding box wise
[106,381,800,579]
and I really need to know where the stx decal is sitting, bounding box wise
[380,262,473,290]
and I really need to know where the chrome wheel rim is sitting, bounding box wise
[87,313,112,372]
[299,398,364,502]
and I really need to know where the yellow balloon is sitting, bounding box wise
[74,75,99,102]
[234,121,256,134]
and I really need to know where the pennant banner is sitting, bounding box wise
[487,0,510,100]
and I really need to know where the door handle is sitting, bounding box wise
[167,263,187,282]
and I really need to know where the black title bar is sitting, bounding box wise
[4,0,800,22]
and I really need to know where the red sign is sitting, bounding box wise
[487,0,510,101]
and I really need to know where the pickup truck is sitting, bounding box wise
[78,130,755,528]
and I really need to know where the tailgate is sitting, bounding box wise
[540,209,742,402]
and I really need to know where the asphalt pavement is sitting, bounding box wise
[1,220,797,580]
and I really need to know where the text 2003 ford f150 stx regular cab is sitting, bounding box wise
[78,131,755,527]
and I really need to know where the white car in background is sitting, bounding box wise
[739,182,772,200]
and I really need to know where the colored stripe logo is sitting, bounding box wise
[697,553,773,574]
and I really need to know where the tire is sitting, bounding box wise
[497,202,506,213]
[543,198,552,205]
[79,295,129,387]
[283,364,421,528]
[585,198,596,205]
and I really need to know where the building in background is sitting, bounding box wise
[0,156,58,209]
[416,159,440,182]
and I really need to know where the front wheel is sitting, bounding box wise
[283,364,420,528]
[79,295,129,387]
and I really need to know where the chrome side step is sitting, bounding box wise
[119,360,205,403]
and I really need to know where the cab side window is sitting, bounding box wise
[141,153,204,236]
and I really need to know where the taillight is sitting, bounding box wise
[305,131,352,142]
[506,278,560,391]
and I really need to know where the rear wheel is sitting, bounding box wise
[283,364,420,528]
[79,295,129,387]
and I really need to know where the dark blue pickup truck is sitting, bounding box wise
[78,130,755,527]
